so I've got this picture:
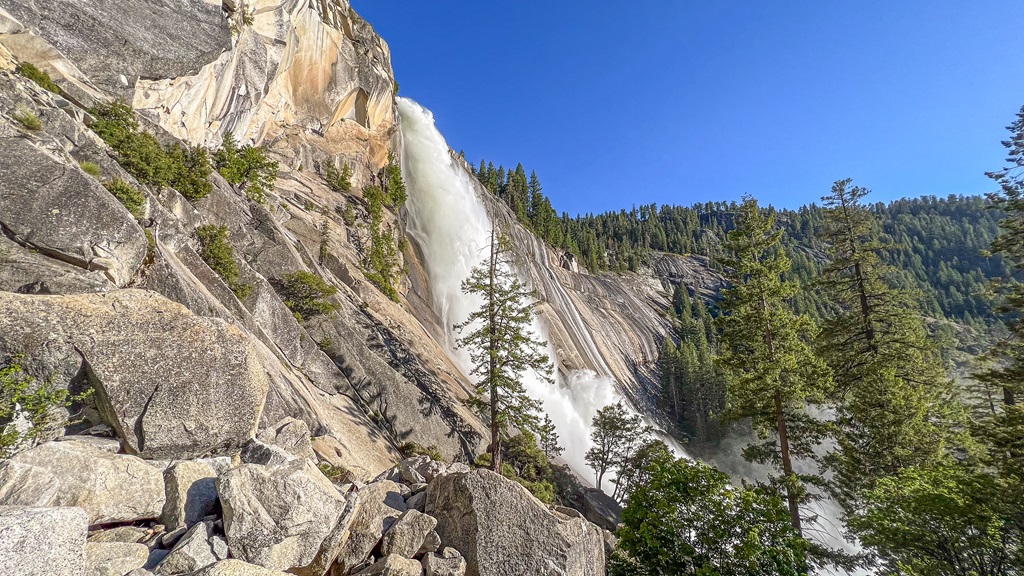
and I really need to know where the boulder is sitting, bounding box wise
[419,530,441,555]
[88,526,151,544]
[380,509,437,558]
[582,489,622,532]
[155,521,218,575]
[425,470,605,576]
[354,555,422,576]
[239,439,296,467]
[255,418,315,462]
[0,506,88,576]
[421,548,466,576]
[218,461,354,573]
[0,138,146,286]
[161,460,219,532]
[0,290,270,460]
[0,441,164,524]
[334,480,407,574]
[187,559,290,576]
[399,456,447,483]
[405,491,426,512]
[86,541,149,576]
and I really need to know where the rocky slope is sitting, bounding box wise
[0,0,720,574]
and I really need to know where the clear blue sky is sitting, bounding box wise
[353,1,1024,216]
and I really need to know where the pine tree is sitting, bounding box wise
[716,196,830,536]
[584,402,651,496]
[815,179,961,512]
[455,228,555,471]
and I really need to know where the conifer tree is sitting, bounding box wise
[815,179,961,513]
[716,196,830,536]
[455,228,555,471]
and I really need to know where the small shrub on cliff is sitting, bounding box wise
[166,143,213,200]
[79,161,102,178]
[17,62,59,93]
[0,356,72,459]
[277,271,338,321]
[196,224,251,300]
[324,162,352,193]
[399,442,444,462]
[214,132,278,203]
[103,179,146,219]
[383,153,406,208]
[13,103,42,131]
[361,185,401,301]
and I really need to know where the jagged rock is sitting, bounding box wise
[398,460,426,484]
[0,506,88,576]
[425,470,605,576]
[128,570,155,576]
[218,460,354,573]
[88,526,151,544]
[380,509,437,558]
[187,559,290,575]
[239,439,295,467]
[155,521,218,575]
[86,542,149,576]
[582,489,622,532]
[334,480,407,574]
[405,491,426,512]
[421,548,466,576]
[400,456,447,483]
[0,290,270,460]
[2,0,231,97]
[419,531,441,555]
[161,460,219,532]
[145,550,170,571]
[0,441,164,524]
[255,417,315,461]
[0,138,147,286]
[354,555,422,576]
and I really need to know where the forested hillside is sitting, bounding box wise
[469,160,1010,341]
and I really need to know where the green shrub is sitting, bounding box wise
[317,461,351,484]
[13,104,41,131]
[196,224,251,299]
[79,161,102,178]
[17,62,59,93]
[362,185,401,301]
[1,356,72,459]
[88,102,212,200]
[144,229,156,262]
[383,153,406,208]
[103,179,145,219]
[324,162,352,193]
[316,337,334,351]
[399,442,444,462]
[214,133,278,203]
[472,452,557,504]
[278,271,337,321]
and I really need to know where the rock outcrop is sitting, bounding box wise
[0,290,270,459]
[426,469,605,576]
[0,506,88,576]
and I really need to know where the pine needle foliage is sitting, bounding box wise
[214,132,278,203]
[455,229,554,471]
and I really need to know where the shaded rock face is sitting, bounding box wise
[0,441,164,524]
[0,290,270,459]
[2,0,230,98]
[334,480,407,574]
[160,460,220,532]
[426,470,605,576]
[582,489,622,532]
[0,137,147,287]
[0,506,88,576]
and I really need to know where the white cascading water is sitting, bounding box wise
[399,97,658,482]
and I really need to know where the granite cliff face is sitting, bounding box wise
[0,1,722,573]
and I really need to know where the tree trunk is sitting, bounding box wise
[775,390,802,536]
[1004,386,1017,407]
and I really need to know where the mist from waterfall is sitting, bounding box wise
[398,97,644,483]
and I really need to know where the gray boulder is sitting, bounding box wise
[0,290,270,460]
[0,506,88,576]
[425,470,605,576]
[334,480,408,574]
[161,460,219,532]
[422,548,466,576]
[0,441,164,524]
[380,509,437,558]
[255,417,315,461]
[239,439,296,467]
[86,541,149,576]
[88,526,151,544]
[399,456,447,483]
[354,555,423,576]
[0,138,146,286]
[218,460,354,573]
[187,559,290,575]
[155,521,218,575]
[582,489,622,532]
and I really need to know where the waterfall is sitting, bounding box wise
[398,97,655,482]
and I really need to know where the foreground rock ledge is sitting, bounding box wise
[425,469,605,576]
[0,289,270,459]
